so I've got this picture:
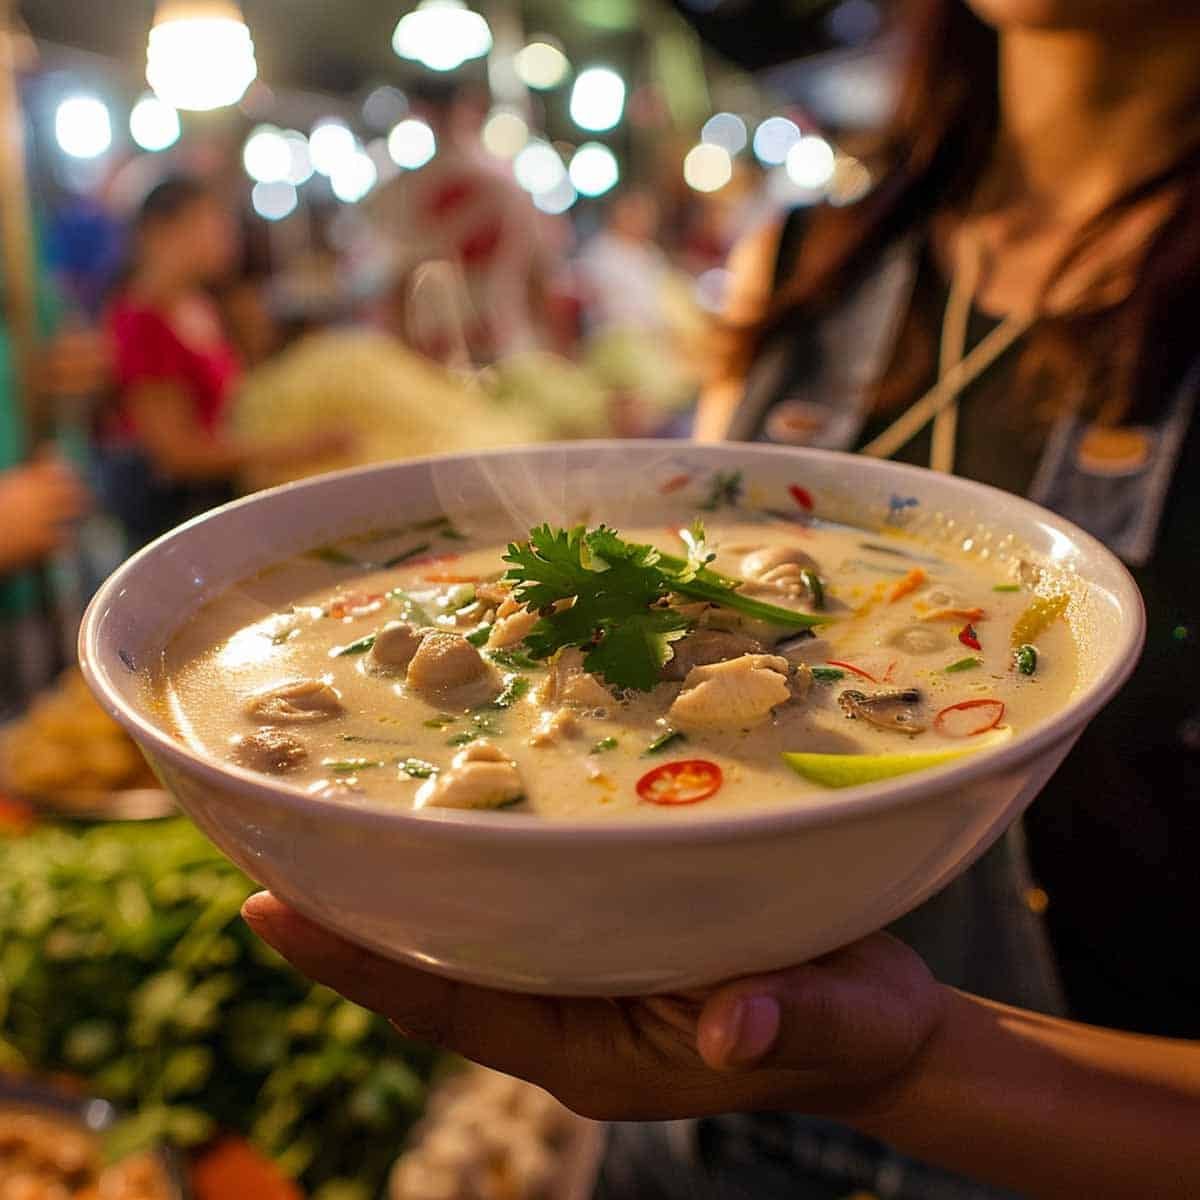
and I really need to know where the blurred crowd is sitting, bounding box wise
[0,81,758,716]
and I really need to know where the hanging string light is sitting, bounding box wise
[392,1,493,73]
[146,0,257,112]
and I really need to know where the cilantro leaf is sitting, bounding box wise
[503,522,828,692]
[583,609,690,693]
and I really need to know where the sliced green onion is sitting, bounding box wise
[322,758,384,774]
[800,568,825,610]
[487,646,540,669]
[384,542,433,568]
[330,634,376,658]
[811,667,846,682]
[591,737,618,754]
[490,677,531,709]
[945,656,982,673]
[388,589,432,627]
[400,758,438,779]
[308,546,358,566]
[645,729,686,756]
[465,624,493,647]
[994,584,1022,593]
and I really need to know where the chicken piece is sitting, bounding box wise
[668,654,792,730]
[661,629,764,681]
[232,728,308,773]
[535,648,611,710]
[366,622,425,673]
[486,598,539,649]
[245,679,345,724]
[406,633,501,706]
[528,707,582,747]
[415,741,524,810]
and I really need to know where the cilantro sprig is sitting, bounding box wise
[502,523,826,692]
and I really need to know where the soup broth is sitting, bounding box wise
[159,516,1077,818]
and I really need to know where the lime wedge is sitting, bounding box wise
[783,728,1013,789]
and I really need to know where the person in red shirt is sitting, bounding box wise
[102,177,337,547]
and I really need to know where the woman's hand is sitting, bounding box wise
[0,458,90,573]
[242,893,945,1124]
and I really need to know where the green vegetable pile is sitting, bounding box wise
[0,820,439,1200]
[503,523,825,692]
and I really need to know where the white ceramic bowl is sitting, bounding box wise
[80,442,1144,996]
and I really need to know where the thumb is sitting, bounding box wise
[695,933,944,1080]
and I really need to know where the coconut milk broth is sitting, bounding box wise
[159,518,1077,818]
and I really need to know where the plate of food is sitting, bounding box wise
[78,441,1144,995]
[0,670,173,821]
[0,1074,186,1199]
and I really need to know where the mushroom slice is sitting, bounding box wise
[366,622,426,674]
[838,688,927,734]
[245,679,345,724]
[231,728,309,773]
[740,545,824,604]
[407,633,502,706]
[668,654,792,731]
[661,629,765,682]
[415,741,524,810]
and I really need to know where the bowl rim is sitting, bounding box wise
[80,439,1146,847]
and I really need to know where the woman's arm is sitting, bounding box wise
[695,220,783,442]
[126,383,250,481]
[242,895,1200,1200]
[853,990,1200,1200]
[126,384,348,483]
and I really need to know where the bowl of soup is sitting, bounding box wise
[80,442,1144,995]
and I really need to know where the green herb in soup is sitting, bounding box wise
[159,515,1079,818]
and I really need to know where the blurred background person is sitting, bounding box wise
[578,189,705,434]
[99,176,341,550]
[368,79,557,364]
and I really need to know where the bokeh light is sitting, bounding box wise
[55,95,113,160]
[753,116,801,167]
[570,67,627,133]
[129,93,180,152]
[515,41,570,90]
[331,149,378,203]
[514,141,567,195]
[309,121,357,177]
[785,135,836,189]
[387,119,437,170]
[569,143,619,197]
[252,180,298,221]
[534,176,578,215]
[701,112,748,156]
[683,143,732,193]
[243,125,290,184]
[281,130,314,185]
[482,110,530,159]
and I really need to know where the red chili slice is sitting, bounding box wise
[789,484,815,511]
[636,760,724,806]
[958,624,982,651]
[659,473,692,495]
[934,699,1006,738]
[825,660,879,684]
[328,592,386,620]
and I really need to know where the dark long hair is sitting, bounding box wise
[744,0,1200,427]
